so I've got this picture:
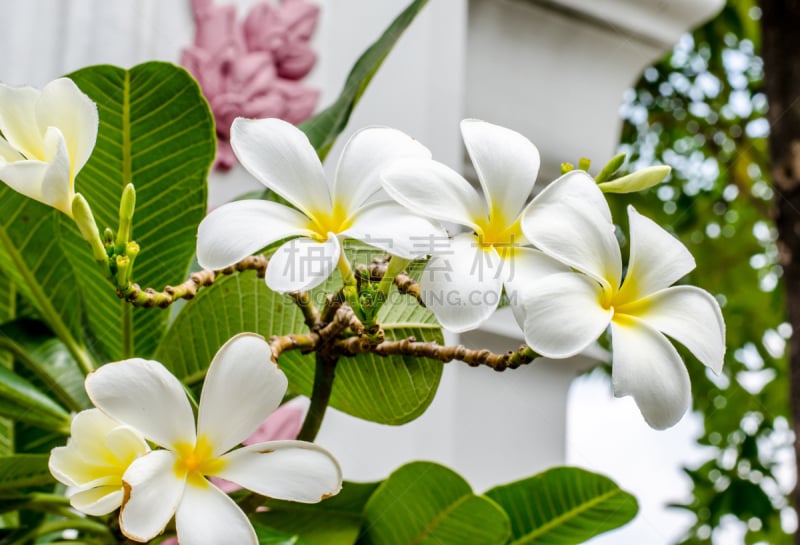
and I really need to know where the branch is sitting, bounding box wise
[393,272,424,306]
[117,255,269,308]
[335,336,539,371]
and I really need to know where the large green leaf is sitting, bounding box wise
[255,481,380,545]
[358,461,510,545]
[300,0,429,160]
[0,455,52,491]
[484,467,638,545]
[0,189,92,374]
[0,320,89,412]
[0,276,14,529]
[156,269,443,425]
[0,366,69,434]
[65,62,214,361]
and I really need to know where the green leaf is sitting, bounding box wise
[0,455,52,491]
[0,276,14,529]
[300,0,429,160]
[358,461,511,545]
[0,320,89,413]
[0,189,93,374]
[156,270,443,425]
[255,481,380,545]
[66,62,214,361]
[0,366,69,434]
[484,466,638,545]
[253,524,310,545]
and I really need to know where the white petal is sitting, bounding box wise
[197,334,288,456]
[230,117,331,217]
[39,127,73,214]
[610,316,691,430]
[419,234,503,332]
[342,200,447,259]
[616,206,695,302]
[527,169,611,222]
[105,426,149,467]
[120,450,185,543]
[0,161,49,207]
[522,192,621,290]
[332,126,431,215]
[622,286,725,374]
[214,440,342,503]
[502,247,571,320]
[69,486,123,516]
[197,199,313,270]
[0,83,44,159]
[461,119,539,224]
[175,481,257,545]
[0,136,24,162]
[86,359,196,449]
[520,272,612,358]
[50,410,124,482]
[382,158,485,229]
[265,234,340,293]
[67,408,118,457]
[36,77,98,175]
[49,445,99,488]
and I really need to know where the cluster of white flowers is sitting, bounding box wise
[198,116,726,430]
[0,77,726,543]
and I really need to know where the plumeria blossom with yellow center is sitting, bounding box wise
[519,196,726,429]
[83,333,342,545]
[48,409,149,516]
[196,117,445,293]
[381,119,602,332]
[0,78,98,216]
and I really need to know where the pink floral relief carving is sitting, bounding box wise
[181,0,320,170]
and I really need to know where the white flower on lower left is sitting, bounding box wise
[83,333,342,545]
[49,409,149,516]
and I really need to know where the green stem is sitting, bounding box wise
[372,256,409,317]
[121,300,133,359]
[0,230,97,375]
[297,352,338,442]
[337,252,361,317]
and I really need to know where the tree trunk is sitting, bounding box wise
[760,3,800,541]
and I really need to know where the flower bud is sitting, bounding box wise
[598,165,671,194]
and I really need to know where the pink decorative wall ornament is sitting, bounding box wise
[182,0,320,170]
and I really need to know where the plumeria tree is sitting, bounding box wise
[0,2,727,544]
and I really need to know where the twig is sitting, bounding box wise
[117,255,269,308]
[335,336,539,371]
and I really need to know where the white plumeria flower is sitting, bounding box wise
[197,118,445,293]
[48,409,149,516]
[520,197,726,429]
[0,78,98,216]
[381,119,598,332]
[84,333,342,545]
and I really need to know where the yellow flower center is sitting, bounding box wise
[473,213,523,250]
[174,436,226,487]
[307,204,353,242]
